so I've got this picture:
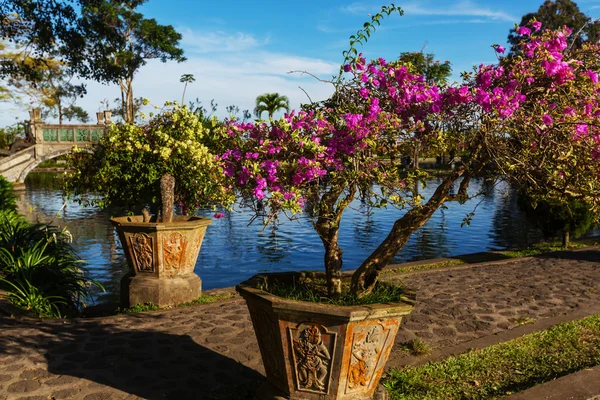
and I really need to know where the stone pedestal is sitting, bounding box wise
[237,272,414,400]
[111,215,211,308]
[121,272,201,308]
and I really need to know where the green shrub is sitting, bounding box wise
[0,210,103,317]
[0,175,16,213]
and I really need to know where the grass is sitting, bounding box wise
[117,292,235,314]
[397,338,432,356]
[177,293,234,307]
[384,239,599,276]
[500,241,588,258]
[118,302,160,314]
[265,278,408,306]
[384,314,600,399]
[385,259,466,275]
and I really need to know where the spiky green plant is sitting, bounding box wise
[0,277,66,317]
[0,210,103,316]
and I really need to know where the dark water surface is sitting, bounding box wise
[20,172,556,304]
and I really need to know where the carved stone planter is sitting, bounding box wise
[111,215,212,307]
[236,272,414,400]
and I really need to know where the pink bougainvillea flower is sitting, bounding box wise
[542,114,553,126]
[495,45,506,54]
[213,212,225,219]
[531,21,542,32]
[585,70,599,83]
[517,26,532,36]
[563,107,575,117]
[575,123,589,136]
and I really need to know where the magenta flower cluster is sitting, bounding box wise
[215,20,600,216]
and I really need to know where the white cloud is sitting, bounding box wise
[0,28,339,127]
[179,28,266,53]
[342,1,516,22]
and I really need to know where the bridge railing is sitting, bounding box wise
[27,108,109,144]
[36,124,106,143]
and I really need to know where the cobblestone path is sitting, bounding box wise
[0,250,599,399]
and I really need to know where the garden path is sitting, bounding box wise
[1,250,600,399]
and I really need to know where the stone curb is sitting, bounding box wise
[382,245,600,278]
[386,302,600,370]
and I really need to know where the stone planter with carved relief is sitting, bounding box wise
[111,215,212,307]
[236,272,415,400]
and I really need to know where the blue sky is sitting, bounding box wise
[3,0,600,126]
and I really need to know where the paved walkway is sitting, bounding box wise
[0,250,599,399]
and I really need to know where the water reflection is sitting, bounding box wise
[19,172,590,304]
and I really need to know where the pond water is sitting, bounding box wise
[18,172,571,304]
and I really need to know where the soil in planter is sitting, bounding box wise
[265,277,406,306]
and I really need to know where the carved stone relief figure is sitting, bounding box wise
[347,324,383,390]
[130,233,154,272]
[292,324,332,393]
[163,232,186,270]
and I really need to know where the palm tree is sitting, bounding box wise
[254,93,290,122]
[179,74,196,104]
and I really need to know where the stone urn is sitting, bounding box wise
[96,111,105,125]
[111,215,212,307]
[236,272,415,400]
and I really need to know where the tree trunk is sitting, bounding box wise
[324,236,343,297]
[181,83,187,105]
[120,86,126,122]
[350,169,465,296]
[126,79,134,123]
[413,142,420,169]
[562,231,570,248]
[160,173,175,223]
[58,101,63,125]
[314,183,356,298]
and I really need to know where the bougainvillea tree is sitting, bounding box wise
[215,19,600,298]
[214,21,600,296]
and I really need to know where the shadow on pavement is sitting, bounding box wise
[534,249,600,263]
[0,315,262,399]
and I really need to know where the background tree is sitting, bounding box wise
[179,73,195,104]
[508,0,600,54]
[254,93,290,122]
[108,96,146,123]
[0,124,24,150]
[0,39,87,124]
[77,0,185,123]
[394,51,452,85]
[0,0,83,83]
[518,194,596,247]
[62,105,90,123]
